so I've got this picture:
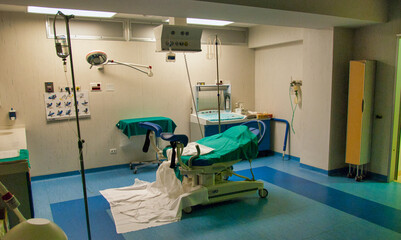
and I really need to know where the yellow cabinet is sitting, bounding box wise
[346,60,376,167]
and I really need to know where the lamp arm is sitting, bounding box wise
[105,60,153,76]
[109,61,150,69]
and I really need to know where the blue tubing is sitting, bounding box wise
[271,118,290,153]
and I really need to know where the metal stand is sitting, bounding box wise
[130,138,161,174]
[215,35,221,134]
[130,160,160,174]
[347,163,367,182]
[56,11,92,240]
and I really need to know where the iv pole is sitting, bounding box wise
[54,11,92,240]
[215,35,222,133]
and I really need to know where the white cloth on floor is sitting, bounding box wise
[100,161,208,233]
[166,142,214,160]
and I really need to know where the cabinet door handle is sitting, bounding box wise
[362,99,364,112]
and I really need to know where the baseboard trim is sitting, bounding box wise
[31,163,129,181]
[273,151,300,162]
[299,163,329,175]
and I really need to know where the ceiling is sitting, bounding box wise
[0,0,386,29]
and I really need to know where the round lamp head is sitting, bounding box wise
[86,50,108,67]
[4,218,67,240]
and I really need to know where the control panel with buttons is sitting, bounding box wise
[154,24,202,52]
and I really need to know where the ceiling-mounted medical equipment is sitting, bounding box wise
[86,50,153,77]
[154,24,203,52]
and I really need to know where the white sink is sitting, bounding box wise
[0,150,19,159]
[0,131,13,136]
[0,128,27,153]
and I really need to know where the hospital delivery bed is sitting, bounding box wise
[139,120,268,213]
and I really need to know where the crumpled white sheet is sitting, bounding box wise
[166,142,214,160]
[100,161,208,233]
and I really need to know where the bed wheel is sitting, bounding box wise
[133,169,137,174]
[183,206,192,214]
[259,189,268,198]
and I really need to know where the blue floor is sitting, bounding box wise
[31,155,401,240]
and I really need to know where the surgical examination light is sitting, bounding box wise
[86,50,153,77]
[0,181,67,240]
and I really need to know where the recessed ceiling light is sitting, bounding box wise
[166,18,233,26]
[27,6,116,18]
[187,18,233,26]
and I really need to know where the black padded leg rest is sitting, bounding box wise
[138,122,163,137]
[160,133,188,147]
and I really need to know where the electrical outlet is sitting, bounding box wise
[110,148,117,154]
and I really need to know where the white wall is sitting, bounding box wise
[202,0,388,23]
[300,28,334,170]
[252,25,339,171]
[0,12,255,176]
[249,25,303,49]
[4,7,396,177]
[352,0,401,177]
[254,40,303,157]
[251,18,401,176]
[329,28,354,170]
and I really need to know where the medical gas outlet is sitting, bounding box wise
[290,80,302,104]
[289,80,302,134]
[290,80,302,92]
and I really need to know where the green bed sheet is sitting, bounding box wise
[116,116,176,138]
[0,149,30,167]
[165,125,259,166]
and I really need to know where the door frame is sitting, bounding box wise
[388,35,401,182]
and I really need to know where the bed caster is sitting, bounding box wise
[133,169,137,174]
[347,172,354,178]
[129,164,133,170]
[183,206,192,214]
[355,176,363,182]
[258,188,268,198]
